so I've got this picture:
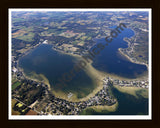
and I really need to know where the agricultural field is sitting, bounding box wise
[12,99,20,115]
[25,110,38,115]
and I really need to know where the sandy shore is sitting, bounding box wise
[45,47,148,102]
[82,102,118,113]
[52,46,81,58]
[18,43,149,113]
[50,61,106,102]
[18,47,106,102]
[44,48,107,102]
[50,56,141,103]
[114,85,148,98]
[19,67,51,90]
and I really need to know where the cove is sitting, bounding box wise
[19,44,96,99]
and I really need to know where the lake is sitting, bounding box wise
[18,26,148,114]
[91,27,148,78]
[19,44,96,99]
[80,87,148,115]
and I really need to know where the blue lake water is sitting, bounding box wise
[19,44,96,98]
[91,27,148,78]
[80,87,148,115]
[18,26,148,115]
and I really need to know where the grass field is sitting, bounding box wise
[12,81,21,90]
[15,32,35,42]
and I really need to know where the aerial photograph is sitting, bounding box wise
[9,9,151,119]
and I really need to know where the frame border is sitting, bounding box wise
[0,0,160,128]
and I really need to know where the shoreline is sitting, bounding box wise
[81,101,118,114]
[120,32,149,70]
[19,43,148,100]
[50,61,106,102]
[118,48,148,81]
[17,66,51,90]
[49,49,148,102]
[118,48,148,69]
[19,43,42,58]
[16,41,149,112]
[113,85,148,98]
[52,46,81,58]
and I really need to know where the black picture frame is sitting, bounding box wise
[0,0,160,128]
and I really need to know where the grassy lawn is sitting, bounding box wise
[12,81,21,90]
